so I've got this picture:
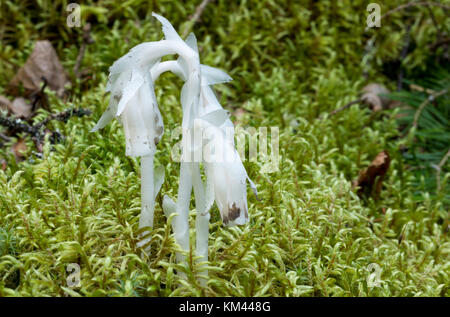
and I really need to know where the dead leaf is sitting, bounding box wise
[8,40,69,98]
[10,97,32,118]
[353,150,391,199]
[12,138,28,161]
[1,95,33,118]
[361,83,390,112]
[0,95,12,112]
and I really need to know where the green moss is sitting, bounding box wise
[0,0,448,296]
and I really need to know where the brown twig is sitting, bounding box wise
[74,23,94,79]
[0,116,35,136]
[34,108,92,130]
[0,108,91,152]
[409,83,437,95]
[429,37,450,50]
[182,0,214,38]
[324,98,363,119]
[412,89,448,128]
[30,77,48,111]
[381,1,450,21]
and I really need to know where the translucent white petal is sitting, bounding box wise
[185,32,198,53]
[198,109,230,127]
[153,165,165,201]
[151,60,185,81]
[121,86,157,157]
[200,65,232,85]
[152,12,183,42]
[91,71,128,132]
[105,73,119,92]
[116,70,144,116]
[90,102,115,132]
[162,195,177,218]
[204,164,215,214]
[110,40,195,76]
[247,175,260,201]
[207,158,249,226]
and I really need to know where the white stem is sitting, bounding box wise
[137,154,155,250]
[174,162,192,266]
[191,163,209,285]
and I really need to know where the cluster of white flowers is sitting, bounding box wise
[92,13,257,281]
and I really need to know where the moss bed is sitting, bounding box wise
[0,0,448,296]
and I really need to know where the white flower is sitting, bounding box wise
[92,13,258,272]
[91,13,199,243]
[92,68,164,157]
[150,33,257,227]
[91,13,199,157]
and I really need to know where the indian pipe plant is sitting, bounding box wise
[91,13,257,283]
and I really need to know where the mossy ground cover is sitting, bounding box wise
[0,0,448,296]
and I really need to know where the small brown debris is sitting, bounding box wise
[12,138,28,161]
[353,150,391,199]
[361,83,390,112]
[74,23,95,79]
[8,40,69,98]
[10,97,32,119]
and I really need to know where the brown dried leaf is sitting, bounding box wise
[361,83,390,112]
[10,97,32,119]
[353,150,391,199]
[8,40,69,98]
[12,138,28,161]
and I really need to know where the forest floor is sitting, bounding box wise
[0,0,448,296]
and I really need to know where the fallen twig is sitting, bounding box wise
[34,108,92,130]
[412,89,448,128]
[0,108,91,153]
[74,23,94,79]
[429,37,450,51]
[0,116,35,136]
[381,1,450,21]
[409,83,437,95]
[30,77,48,111]
[182,0,214,38]
[324,98,362,119]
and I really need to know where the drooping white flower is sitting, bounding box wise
[91,13,199,244]
[151,42,257,227]
[92,63,164,236]
[93,13,258,279]
[92,15,200,156]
